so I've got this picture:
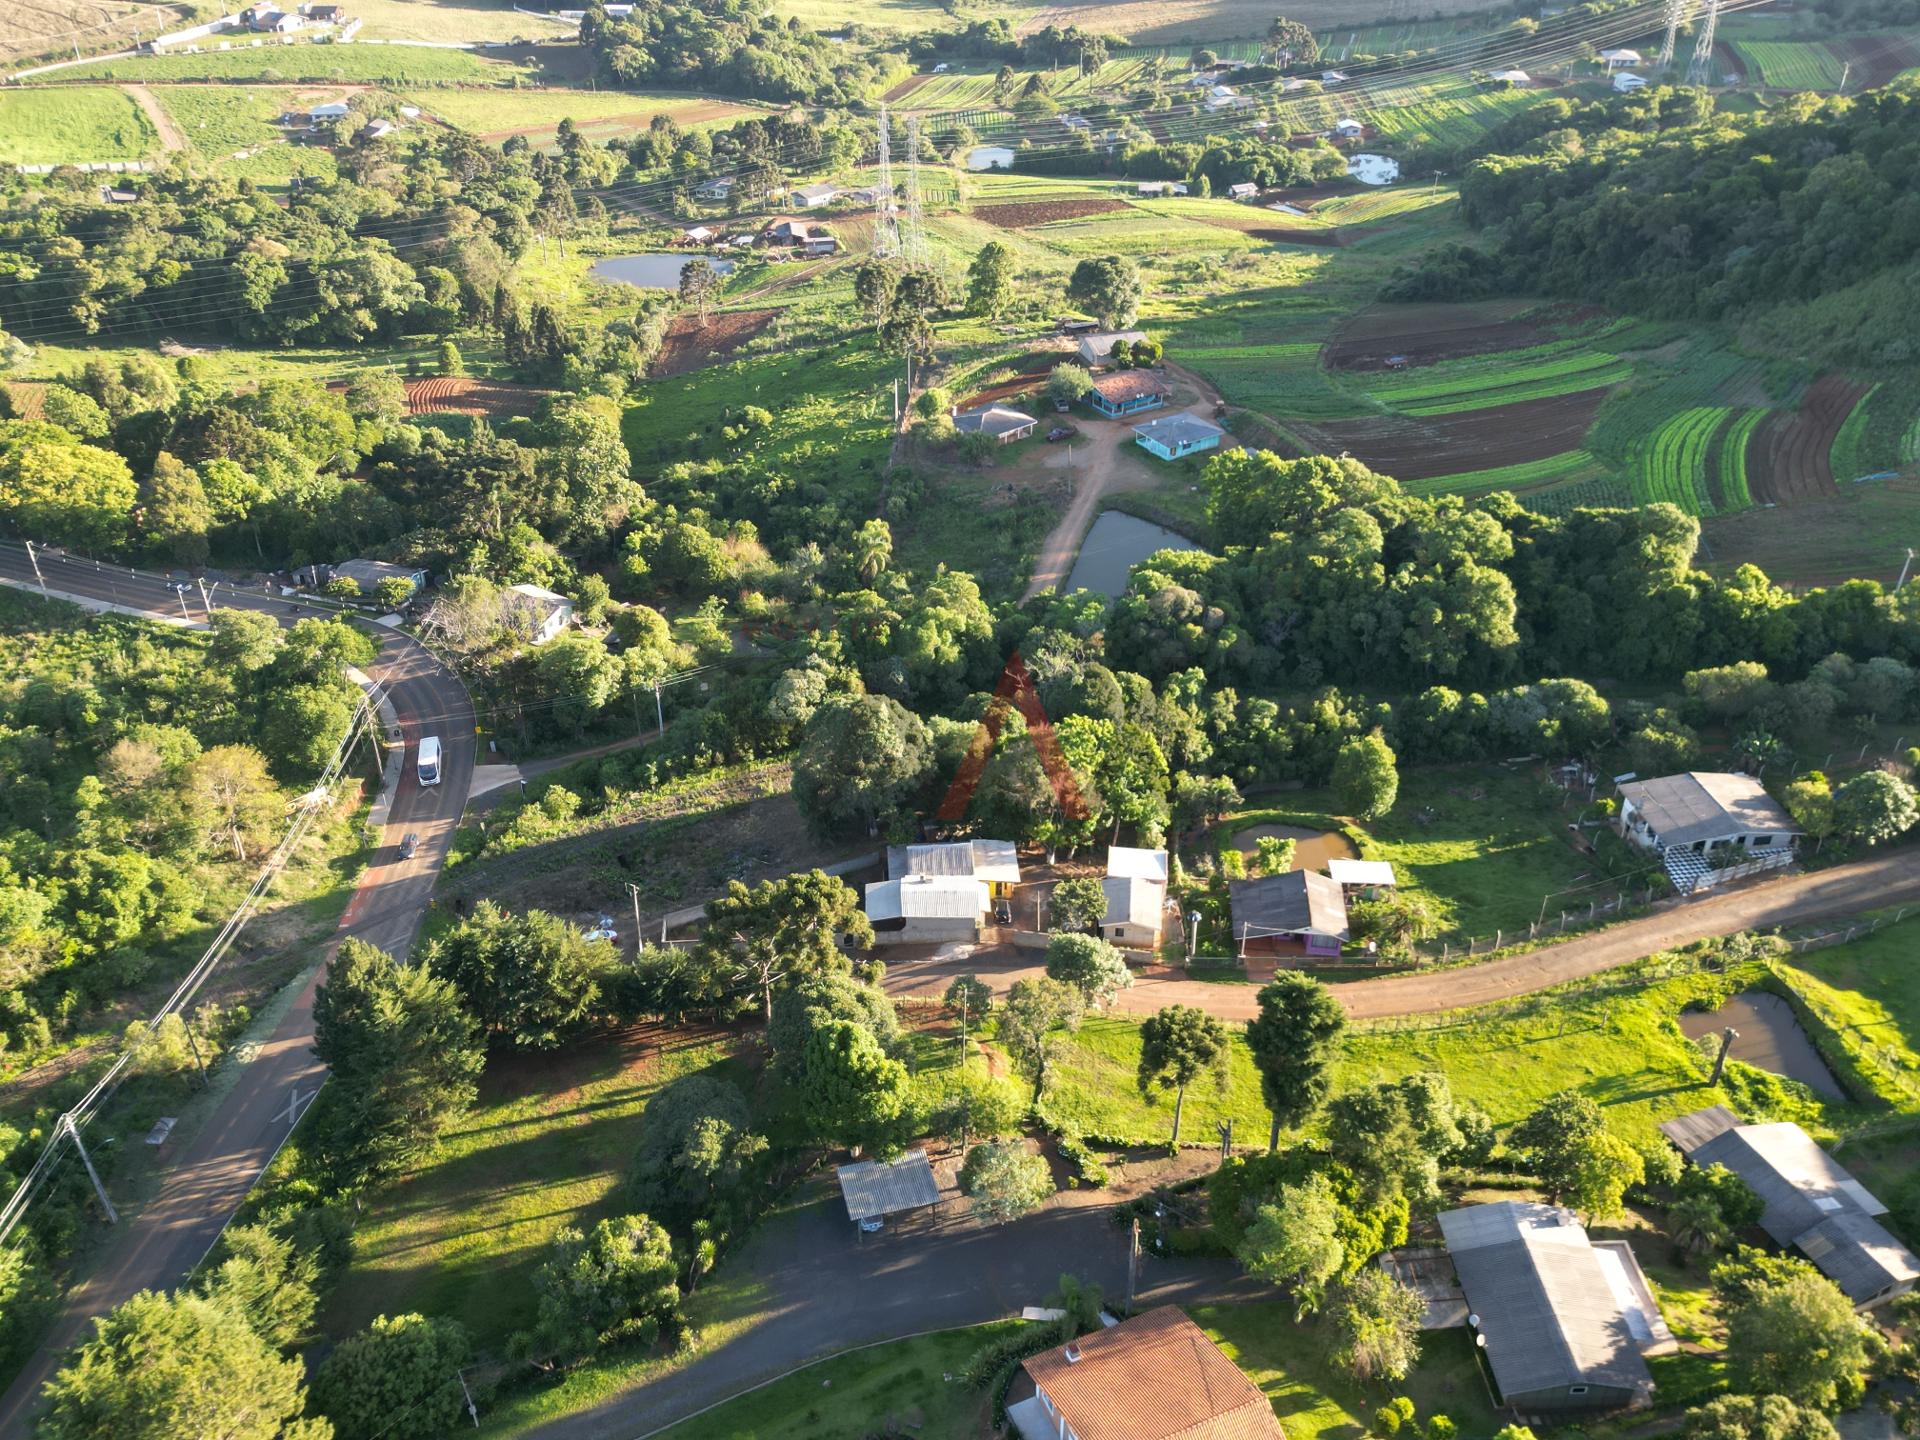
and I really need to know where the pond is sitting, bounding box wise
[588,254,737,290]
[967,145,1016,171]
[1233,823,1357,874]
[1065,511,1201,599]
[1679,991,1846,1100]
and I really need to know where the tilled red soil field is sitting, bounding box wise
[1,382,47,420]
[1325,299,1593,370]
[1301,385,1613,482]
[881,74,934,103]
[1832,32,1920,87]
[971,198,1130,228]
[652,308,778,378]
[402,376,551,418]
[1748,373,1873,504]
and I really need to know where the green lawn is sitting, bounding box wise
[0,86,155,165]
[1035,967,1761,1149]
[652,1322,1024,1439]
[322,1029,755,1349]
[348,0,577,41]
[152,85,306,158]
[1201,1304,1499,1440]
[1778,917,1920,1109]
[55,44,538,84]
[1226,765,1608,941]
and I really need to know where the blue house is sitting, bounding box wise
[1133,412,1225,461]
[1085,370,1166,418]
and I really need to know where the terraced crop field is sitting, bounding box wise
[1356,341,1630,416]
[1360,86,1545,149]
[1731,39,1846,89]
[1714,409,1765,511]
[1633,406,1729,514]
[1406,449,1609,498]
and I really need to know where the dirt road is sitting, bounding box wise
[122,83,185,152]
[884,847,1920,1022]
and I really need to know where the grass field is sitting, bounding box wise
[54,42,540,84]
[322,1029,754,1348]
[652,1323,1023,1438]
[412,86,761,136]
[1012,0,1502,47]
[0,86,155,165]
[152,84,319,158]
[348,0,578,42]
[1732,38,1846,89]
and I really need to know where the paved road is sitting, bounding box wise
[883,846,1920,1022]
[525,1165,1264,1440]
[0,545,475,1440]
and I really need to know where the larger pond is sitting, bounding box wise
[589,254,737,290]
[1065,511,1201,598]
[1679,990,1846,1100]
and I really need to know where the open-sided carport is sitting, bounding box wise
[836,1149,943,1239]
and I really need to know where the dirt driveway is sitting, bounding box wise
[123,84,185,152]
[884,846,1920,1022]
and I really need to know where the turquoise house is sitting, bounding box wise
[1132,412,1225,461]
[1085,370,1166,418]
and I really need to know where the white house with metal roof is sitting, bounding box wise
[953,405,1038,444]
[1661,1106,1920,1308]
[864,874,989,944]
[1615,771,1800,893]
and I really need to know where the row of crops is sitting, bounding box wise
[1406,450,1608,498]
[1356,343,1631,417]
[1632,406,1735,514]
[1730,39,1846,90]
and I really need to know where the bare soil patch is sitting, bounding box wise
[1304,385,1614,482]
[1747,372,1871,504]
[401,375,551,418]
[3,381,48,419]
[970,197,1129,228]
[1832,31,1920,87]
[651,307,777,378]
[882,73,934,103]
[1325,299,1576,371]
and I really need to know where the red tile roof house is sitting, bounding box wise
[1084,370,1167,418]
[1007,1306,1284,1440]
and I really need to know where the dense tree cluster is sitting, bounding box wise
[582,0,885,102]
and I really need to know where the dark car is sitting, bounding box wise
[1046,427,1074,442]
[399,832,418,860]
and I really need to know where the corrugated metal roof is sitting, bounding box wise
[1107,846,1169,882]
[1228,871,1349,941]
[1327,858,1396,888]
[1132,414,1225,449]
[836,1149,941,1221]
[1617,772,1799,847]
[1102,875,1163,931]
[1440,1202,1654,1398]
[865,876,987,921]
[888,840,1021,885]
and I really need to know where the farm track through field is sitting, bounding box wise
[121,82,184,150]
[1305,385,1614,482]
[1324,300,1592,371]
[970,198,1130,228]
[1749,373,1872,505]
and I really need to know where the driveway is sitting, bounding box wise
[524,1163,1264,1440]
[883,845,1920,1022]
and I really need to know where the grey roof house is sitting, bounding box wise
[1439,1201,1670,1414]
[1228,870,1348,957]
[1615,771,1800,893]
[1661,1106,1920,1307]
[953,405,1038,444]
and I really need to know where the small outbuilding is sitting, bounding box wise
[1600,47,1643,68]
[1099,875,1165,950]
[1489,67,1531,85]
[1332,117,1365,138]
[1327,857,1397,896]
[954,404,1038,444]
[789,182,839,208]
[310,101,351,120]
[1076,330,1148,367]
[1227,181,1259,200]
[1132,412,1224,461]
[503,583,573,645]
[1228,870,1348,957]
[836,1148,941,1233]
[864,874,989,944]
[1085,371,1166,418]
[1612,71,1649,92]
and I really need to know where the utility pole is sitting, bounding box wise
[457,1368,480,1429]
[1895,548,1915,591]
[651,680,665,734]
[1839,60,1851,93]
[175,584,192,623]
[1125,1217,1141,1310]
[24,539,46,591]
[628,882,643,944]
[1710,1026,1739,1085]
[63,1115,118,1224]
[195,575,218,616]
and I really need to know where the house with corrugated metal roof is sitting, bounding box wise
[1228,870,1348,957]
[1661,1106,1920,1308]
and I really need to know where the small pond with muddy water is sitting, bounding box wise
[1679,990,1846,1100]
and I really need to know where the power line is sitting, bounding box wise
[1689,0,1723,84]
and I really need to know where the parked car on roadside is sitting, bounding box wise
[398,832,418,860]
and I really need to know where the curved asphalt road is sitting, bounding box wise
[0,543,475,1439]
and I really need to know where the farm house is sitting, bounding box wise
[1076,330,1147,367]
[1132,413,1224,461]
[1228,870,1349,957]
[1085,371,1166,418]
[863,875,989,944]
[953,405,1038,444]
[1613,71,1649,92]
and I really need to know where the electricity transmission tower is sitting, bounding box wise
[874,105,900,258]
[902,113,927,266]
[1688,0,1721,84]
[1657,0,1694,68]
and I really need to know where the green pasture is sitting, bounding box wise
[348,0,577,42]
[0,86,155,165]
[153,85,305,157]
[54,42,539,84]
[1732,39,1845,89]
[413,86,762,135]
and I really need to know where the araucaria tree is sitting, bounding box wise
[1136,1004,1229,1145]
[1244,973,1347,1151]
[696,870,873,1025]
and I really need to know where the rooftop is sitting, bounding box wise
[888,840,1021,885]
[1133,413,1226,449]
[1617,772,1800,846]
[1439,1201,1659,1399]
[1089,370,1167,405]
[1107,845,1169,883]
[1019,1306,1283,1440]
[1078,329,1148,358]
[836,1149,940,1222]
[1102,875,1164,932]
[954,404,1037,439]
[1327,858,1396,888]
[864,875,989,922]
[1228,870,1348,941]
